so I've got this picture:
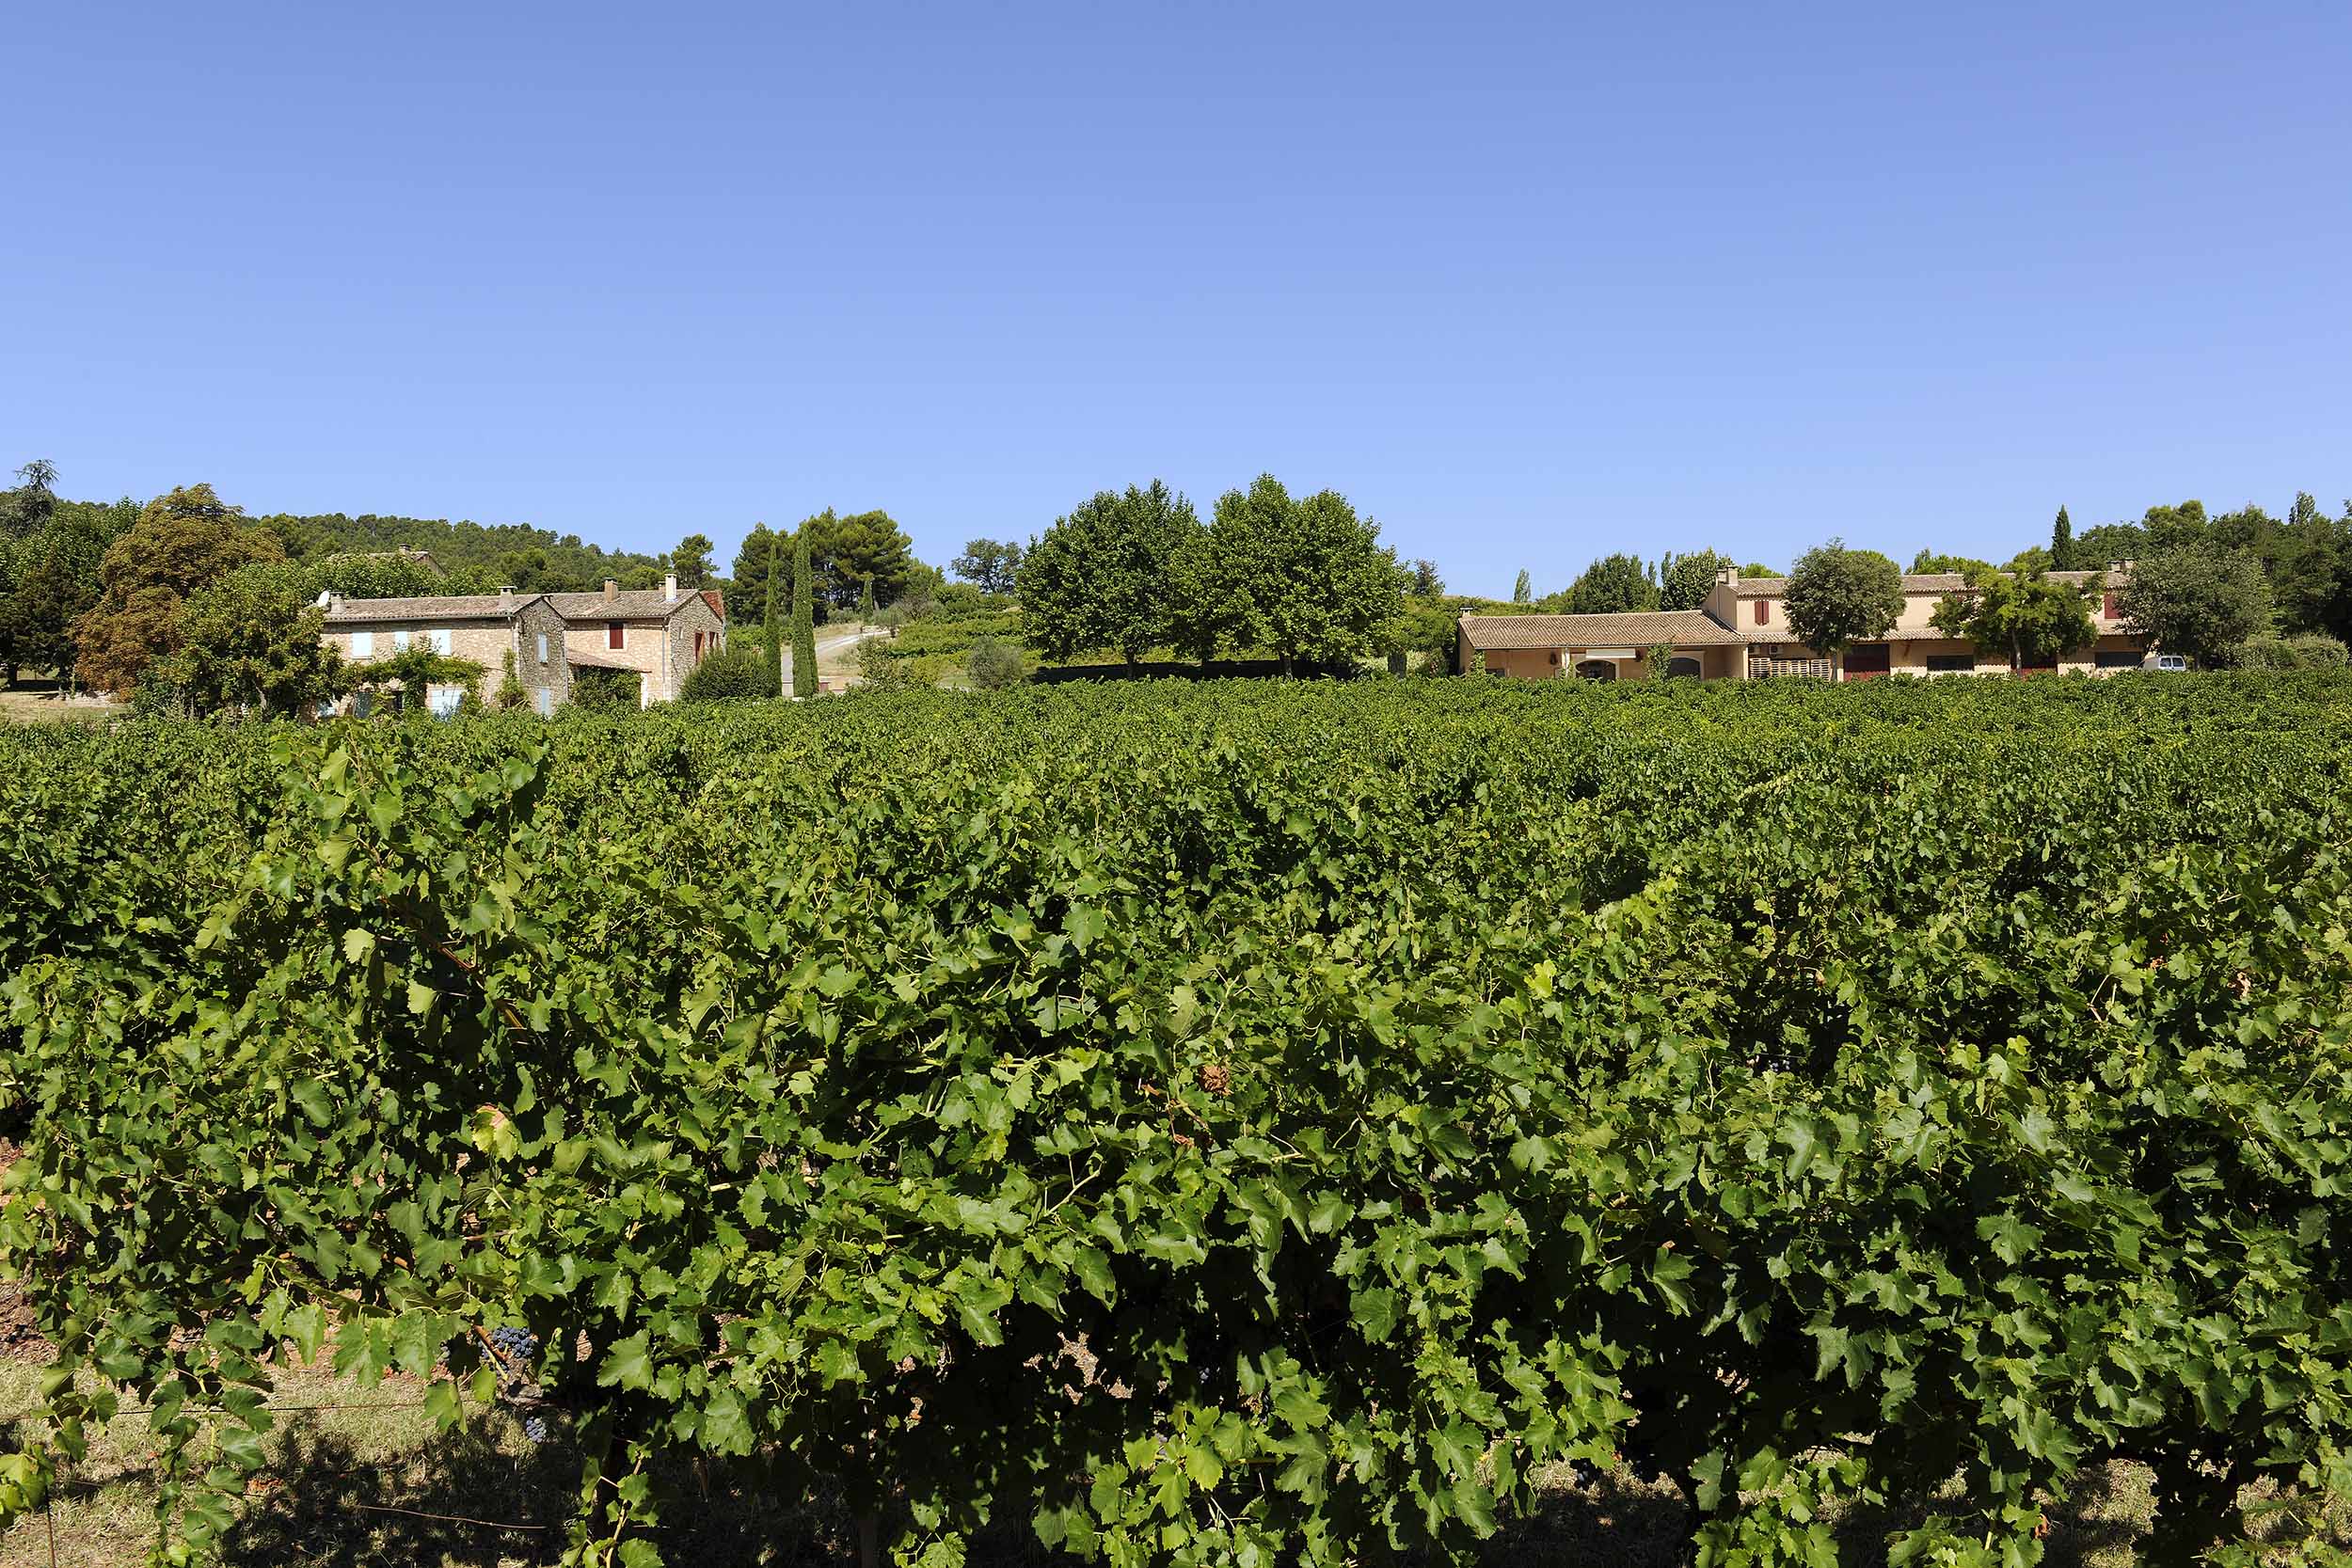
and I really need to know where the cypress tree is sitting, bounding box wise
[761,533,783,695]
[791,528,818,699]
[2051,506,2074,571]
[1513,568,1532,605]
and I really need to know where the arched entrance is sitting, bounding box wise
[1665,656,1703,678]
[1573,658,1617,681]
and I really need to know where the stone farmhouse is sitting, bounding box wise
[1458,564,2149,681]
[321,576,725,713]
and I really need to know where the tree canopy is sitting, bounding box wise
[1209,475,1405,673]
[729,523,785,615]
[1659,549,1732,611]
[668,532,716,590]
[2121,544,2274,668]
[1783,538,1903,654]
[950,539,1025,595]
[1543,553,1659,616]
[72,484,285,695]
[1019,482,1201,665]
[1929,562,2101,669]
[160,563,345,717]
[800,509,916,612]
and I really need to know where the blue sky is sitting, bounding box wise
[7,2,2347,597]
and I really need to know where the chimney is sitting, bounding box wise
[663,573,677,603]
[602,578,618,602]
[498,585,516,609]
[1716,566,1737,586]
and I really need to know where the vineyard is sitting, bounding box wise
[4,674,2352,1567]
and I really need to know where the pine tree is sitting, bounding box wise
[1513,568,1532,605]
[790,528,818,699]
[2051,506,2074,571]
[761,533,783,695]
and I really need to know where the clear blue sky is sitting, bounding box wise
[8,3,2348,597]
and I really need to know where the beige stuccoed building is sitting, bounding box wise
[320,575,725,713]
[1459,564,2149,681]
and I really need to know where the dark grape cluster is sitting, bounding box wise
[487,1327,550,1443]
[488,1325,539,1364]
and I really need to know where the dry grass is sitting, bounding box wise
[1,1358,2336,1567]
[0,680,118,726]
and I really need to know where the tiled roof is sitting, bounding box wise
[1727,568,2120,597]
[324,594,540,624]
[545,591,709,621]
[1458,610,1749,650]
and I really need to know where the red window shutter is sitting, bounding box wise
[693,631,705,661]
[1754,598,1770,625]
[2103,593,2119,619]
[607,622,624,650]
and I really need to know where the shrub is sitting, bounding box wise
[964,636,1025,689]
[569,667,641,711]
[2235,634,2348,671]
[679,643,776,702]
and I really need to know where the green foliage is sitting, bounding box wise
[72,484,287,695]
[950,539,1025,595]
[790,531,818,700]
[0,467,134,686]
[568,666,641,711]
[669,533,716,590]
[1540,553,1659,616]
[679,643,778,702]
[799,509,916,612]
[2234,634,2347,672]
[259,508,664,593]
[6,678,2352,1565]
[1512,568,1532,605]
[2122,544,2274,668]
[1020,482,1202,665]
[2050,505,2075,570]
[731,523,786,616]
[345,643,488,716]
[497,650,529,711]
[1660,550,1733,611]
[1929,562,2102,669]
[1910,549,1994,576]
[160,562,346,716]
[1408,559,1445,597]
[1209,475,1405,673]
[963,636,1025,689]
[761,533,784,695]
[1783,537,1904,653]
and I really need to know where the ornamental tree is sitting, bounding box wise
[1782,538,1903,654]
[72,484,284,695]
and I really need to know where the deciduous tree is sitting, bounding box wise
[1019,481,1202,665]
[72,484,283,696]
[1929,562,2101,670]
[1545,553,1659,616]
[161,563,345,716]
[1659,549,1732,611]
[950,539,1024,595]
[2121,544,2273,668]
[1782,538,1903,654]
[1512,568,1532,605]
[1209,475,1405,675]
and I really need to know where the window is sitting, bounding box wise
[1753,598,1771,625]
[1926,653,1976,673]
[536,632,548,664]
[350,630,373,657]
[1666,656,1703,678]
[391,630,411,653]
[2103,593,2119,619]
[693,630,705,663]
[427,684,463,718]
[427,628,453,655]
[534,687,554,717]
[1573,659,1617,681]
[607,622,625,650]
